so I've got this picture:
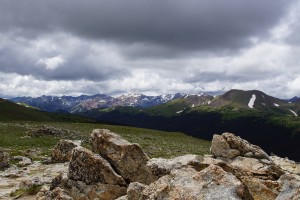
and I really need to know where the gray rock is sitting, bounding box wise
[211,133,270,160]
[51,139,80,163]
[276,174,300,200]
[127,182,146,200]
[116,195,127,200]
[68,146,126,186]
[211,134,240,159]
[13,156,32,167]
[90,129,156,184]
[29,125,64,137]
[18,177,42,190]
[36,186,74,200]
[0,150,10,169]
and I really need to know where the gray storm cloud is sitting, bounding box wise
[0,0,299,98]
[0,0,289,50]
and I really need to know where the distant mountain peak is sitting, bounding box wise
[9,93,186,113]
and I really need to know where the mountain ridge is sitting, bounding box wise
[9,89,300,115]
[9,93,188,113]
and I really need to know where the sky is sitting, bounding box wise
[1,0,300,98]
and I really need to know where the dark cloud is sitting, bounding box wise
[0,34,129,81]
[0,0,290,52]
[0,0,299,98]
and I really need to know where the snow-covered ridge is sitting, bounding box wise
[248,94,256,109]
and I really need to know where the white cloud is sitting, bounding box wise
[36,55,65,70]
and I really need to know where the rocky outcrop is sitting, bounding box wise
[211,132,270,160]
[36,130,300,200]
[51,139,80,163]
[29,125,64,137]
[90,129,156,184]
[0,150,10,169]
[68,147,126,186]
[128,165,249,200]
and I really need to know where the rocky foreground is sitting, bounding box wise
[1,130,300,200]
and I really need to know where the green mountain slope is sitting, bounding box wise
[0,98,94,122]
[209,89,299,115]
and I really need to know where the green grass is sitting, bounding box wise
[10,185,42,197]
[0,121,211,159]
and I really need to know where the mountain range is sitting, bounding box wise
[9,93,187,113]
[0,98,94,122]
[7,89,300,160]
[9,90,300,116]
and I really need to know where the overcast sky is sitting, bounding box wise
[1,0,300,98]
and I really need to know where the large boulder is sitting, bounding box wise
[211,133,270,160]
[68,146,126,186]
[52,140,80,163]
[90,129,156,184]
[0,150,10,169]
[128,165,249,200]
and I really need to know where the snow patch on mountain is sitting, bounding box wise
[248,94,256,109]
[289,109,298,117]
[273,103,279,107]
[176,110,183,114]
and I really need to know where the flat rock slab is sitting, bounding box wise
[147,154,205,177]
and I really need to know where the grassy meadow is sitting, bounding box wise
[0,121,211,159]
